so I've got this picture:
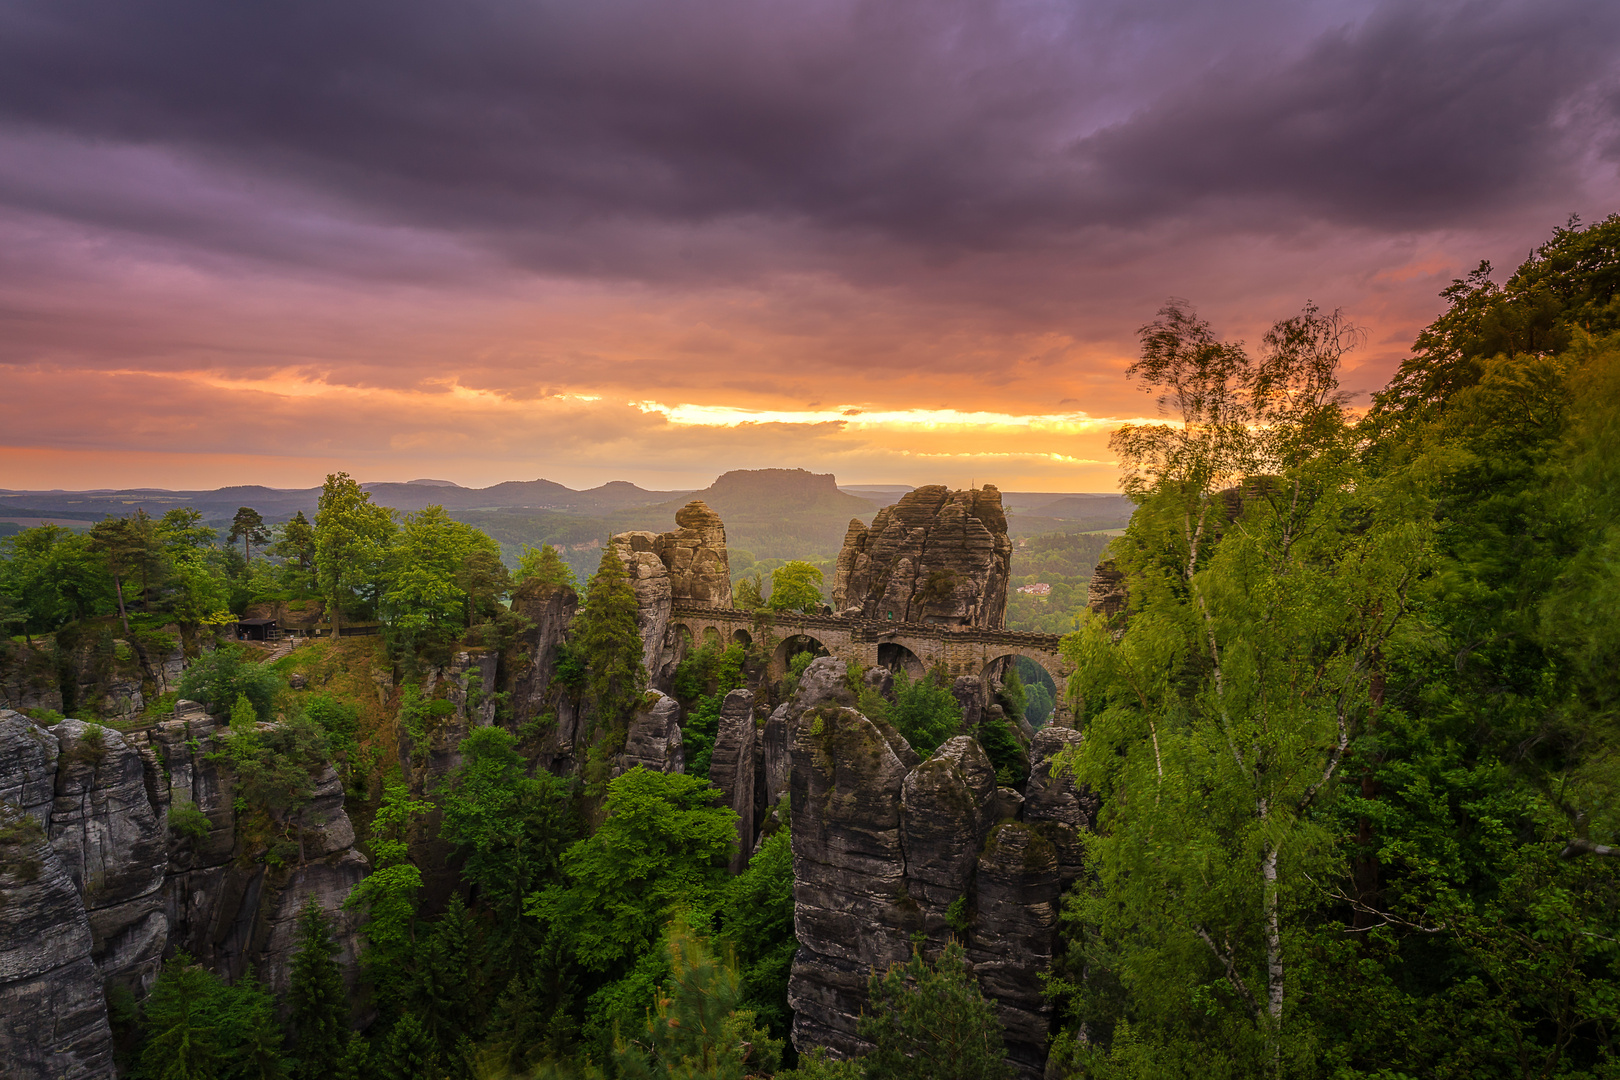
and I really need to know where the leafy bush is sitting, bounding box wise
[168,799,212,843]
[882,669,963,757]
[178,644,283,721]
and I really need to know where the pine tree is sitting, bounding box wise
[139,953,225,1080]
[859,939,1013,1080]
[411,894,477,1058]
[379,1014,438,1080]
[332,1032,371,1080]
[572,546,647,739]
[289,896,348,1080]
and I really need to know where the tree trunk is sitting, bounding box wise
[1262,826,1284,1072]
[113,576,131,638]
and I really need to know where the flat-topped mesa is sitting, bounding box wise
[832,485,1012,628]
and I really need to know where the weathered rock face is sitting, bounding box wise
[1086,558,1128,621]
[788,677,920,1057]
[615,690,684,775]
[50,720,170,995]
[656,500,733,607]
[0,705,369,1057]
[708,690,758,874]
[612,532,675,680]
[507,581,584,774]
[785,659,1089,1078]
[0,802,117,1079]
[832,486,1012,627]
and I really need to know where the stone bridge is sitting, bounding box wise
[669,602,1075,723]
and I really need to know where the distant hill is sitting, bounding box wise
[0,471,1134,571]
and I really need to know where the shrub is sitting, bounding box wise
[178,644,283,721]
[169,799,212,843]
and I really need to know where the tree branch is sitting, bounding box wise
[1194,924,1261,1018]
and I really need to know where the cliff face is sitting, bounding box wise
[0,706,368,1076]
[613,499,735,688]
[781,658,1092,1078]
[832,486,1012,628]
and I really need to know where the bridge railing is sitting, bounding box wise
[667,603,1065,652]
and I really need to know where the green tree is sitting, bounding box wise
[768,561,824,613]
[378,1013,438,1080]
[271,511,317,592]
[0,525,109,634]
[91,511,164,633]
[159,508,231,626]
[288,897,348,1080]
[314,472,395,635]
[1059,300,1425,1073]
[178,644,284,721]
[380,505,481,663]
[859,939,1013,1080]
[529,769,737,978]
[571,547,647,740]
[440,726,576,974]
[715,829,797,1040]
[612,919,782,1080]
[140,954,225,1080]
[515,544,578,590]
[346,781,431,1020]
[881,669,962,757]
[229,508,271,565]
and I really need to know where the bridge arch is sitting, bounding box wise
[982,653,1061,729]
[877,641,926,679]
[770,632,831,681]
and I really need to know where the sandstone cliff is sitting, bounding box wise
[781,658,1091,1078]
[612,499,735,688]
[831,486,1012,628]
[0,705,368,1076]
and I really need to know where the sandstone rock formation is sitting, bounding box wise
[656,500,733,607]
[0,802,117,1079]
[708,689,758,874]
[832,486,1012,627]
[612,500,736,688]
[507,580,586,775]
[615,690,684,775]
[0,705,369,1065]
[1086,558,1128,620]
[783,658,1092,1078]
[612,531,675,679]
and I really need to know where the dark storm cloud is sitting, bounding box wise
[0,0,1613,278]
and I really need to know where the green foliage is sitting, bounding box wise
[168,799,212,843]
[178,644,284,722]
[0,524,109,632]
[288,898,347,1080]
[515,543,578,590]
[572,547,647,737]
[975,713,1027,790]
[611,919,783,1080]
[878,669,962,757]
[212,711,330,820]
[397,684,457,763]
[715,829,797,1041]
[671,643,746,779]
[733,572,765,611]
[529,769,737,979]
[229,507,272,565]
[346,781,431,1012]
[768,561,825,613]
[138,953,286,1080]
[378,1013,439,1080]
[859,939,1013,1080]
[315,472,396,629]
[440,726,578,973]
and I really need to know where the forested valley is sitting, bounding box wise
[2,214,1619,1080]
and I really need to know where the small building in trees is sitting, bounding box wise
[235,617,279,642]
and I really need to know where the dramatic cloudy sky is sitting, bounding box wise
[2,0,1617,491]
